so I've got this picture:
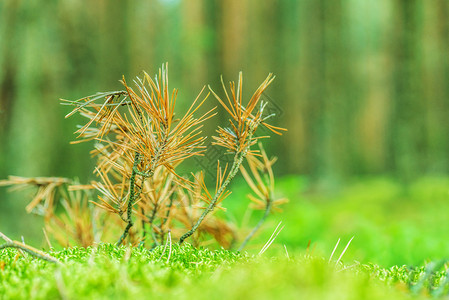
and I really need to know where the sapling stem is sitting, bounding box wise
[238,172,273,251]
[238,200,272,251]
[140,207,147,247]
[160,195,175,243]
[116,132,167,246]
[179,126,256,245]
[179,152,244,244]
[148,202,161,246]
[136,174,147,246]
[116,152,141,246]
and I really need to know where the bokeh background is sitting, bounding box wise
[1,0,449,266]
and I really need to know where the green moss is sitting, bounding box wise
[0,244,443,299]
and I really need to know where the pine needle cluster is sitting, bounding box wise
[1,64,287,250]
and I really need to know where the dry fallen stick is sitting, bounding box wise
[0,242,61,264]
[0,232,60,264]
[0,231,15,244]
[0,231,25,256]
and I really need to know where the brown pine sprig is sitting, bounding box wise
[179,72,286,244]
[64,64,216,171]
[117,66,216,170]
[0,177,98,248]
[64,64,216,246]
[1,65,286,250]
[60,91,129,143]
[210,72,286,153]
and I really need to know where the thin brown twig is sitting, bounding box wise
[0,241,60,264]
[0,231,25,256]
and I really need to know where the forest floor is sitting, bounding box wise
[2,176,449,299]
[0,243,445,299]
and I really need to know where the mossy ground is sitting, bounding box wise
[3,176,449,299]
[1,243,448,299]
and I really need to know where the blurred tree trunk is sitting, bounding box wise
[298,0,327,179]
[0,0,18,173]
[180,0,207,89]
[323,0,359,178]
[220,0,247,77]
[98,0,131,83]
[422,0,449,174]
[215,0,247,144]
[279,0,304,174]
[388,0,425,181]
[128,0,158,76]
[246,0,284,162]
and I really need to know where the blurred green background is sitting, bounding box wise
[1,0,449,267]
